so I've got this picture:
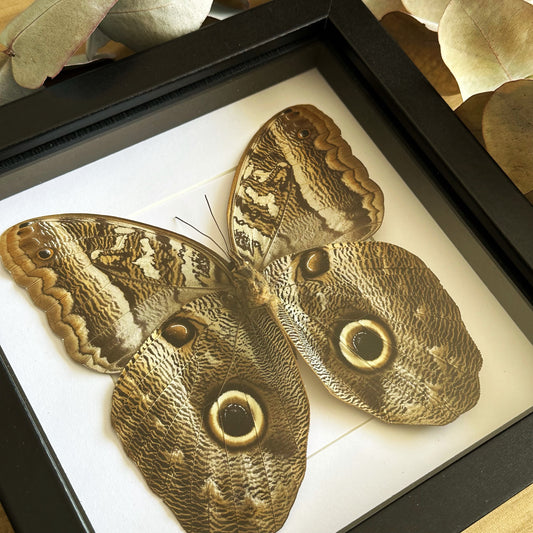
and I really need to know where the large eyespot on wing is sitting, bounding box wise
[0,215,232,373]
[228,104,384,269]
[111,292,309,533]
[265,241,483,426]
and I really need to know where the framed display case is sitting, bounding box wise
[0,1,531,532]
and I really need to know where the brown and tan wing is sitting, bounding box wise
[265,241,482,425]
[112,292,309,533]
[228,104,384,269]
[0,214,232,373]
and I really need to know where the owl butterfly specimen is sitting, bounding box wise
[0,105,482,533]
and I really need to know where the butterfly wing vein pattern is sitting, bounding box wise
[0,215,231,372]
[229,105,384,268]
[0,105,482,533]
[264,241,481,425]
[112,293,309,532]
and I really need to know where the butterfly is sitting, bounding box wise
[0,105,482,533]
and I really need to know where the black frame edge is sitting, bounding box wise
[346,411,533,533]
[0,348,93,533]
[0,0,330,164]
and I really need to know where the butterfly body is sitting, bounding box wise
[0,105,482,533]
[231,258,278,309]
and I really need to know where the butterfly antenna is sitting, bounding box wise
[174,215,228,258]
[204,195,231,257]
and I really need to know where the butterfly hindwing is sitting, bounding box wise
[111,291,309,533]
[228,104,384,268]
[0,214,232,372]
[264,240,482,425]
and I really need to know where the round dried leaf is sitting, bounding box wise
[214,0,271,9]
[0,0,119,89]
[0,53,38,105]
[455,91,493,146]
[362,0,407,19]
[99,0,213,52]
[482,80,533,197]
[381,12,461,108]
[401,0,449,26]
[86,28,111,61]
[439,0,533,101]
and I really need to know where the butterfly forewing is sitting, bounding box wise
[112,292,309,533]
[228,105,384,269]
[0,215,232,372]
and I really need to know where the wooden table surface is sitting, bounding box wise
[0,0,32,31]
[1,2,532,532]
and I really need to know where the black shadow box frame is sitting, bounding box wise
[0,0,532,532]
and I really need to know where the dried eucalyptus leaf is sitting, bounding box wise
[99,0,213,52]
[65,53,113,67]
[362,0,407,20]
[455,92,493,146]
[0,0,53,47]
[0,0,119,89]
[64,29,114,66]
[0,53,38,105]
[381,12,462,108]
[86,28,111,61]
[439,0,533,101]
[482,80,533,197]
[214,0,271,8]
[401,0,449,26]
[202,16,220,27]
